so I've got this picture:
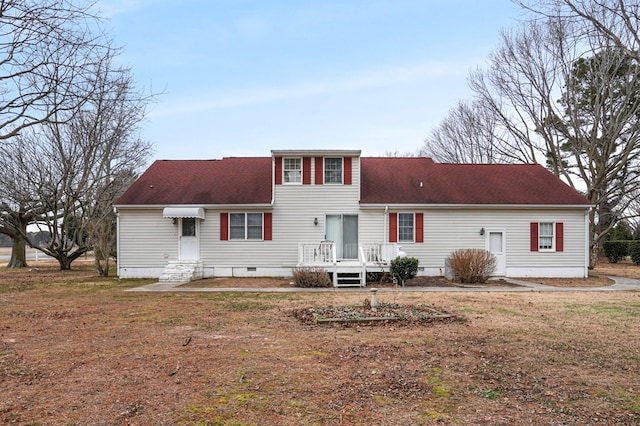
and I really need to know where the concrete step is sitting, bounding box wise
[159,260,203,282]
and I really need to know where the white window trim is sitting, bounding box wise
[283,157,302,185]
[538,222,556,252]
[324,157,343,185]
[229,212,264,241]
[398,212,415,243]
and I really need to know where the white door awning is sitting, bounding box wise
[162,207,205,220]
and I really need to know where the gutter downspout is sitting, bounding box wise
[271,156,276,206]
[384,205,388,243]
[585,207,590,278]
[114,206,121,278]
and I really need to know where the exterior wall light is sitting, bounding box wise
[480,227,485,236]
[314,217,319,226]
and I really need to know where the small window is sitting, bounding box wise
[324,158,343,184]
[539,222,554,250]
[283,158,301,184]
[181,218,196,237]
[229,213,263,240]
[398,213,414,242]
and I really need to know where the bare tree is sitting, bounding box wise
[383,149,420,157]
[421,99,510,163]
[0,146,48,267]
[553,47,640,262]
[520,0,640,60]
[22,53,153,272]
[0,0,113,267]
[0,0,108,139]
[464,3,640,266]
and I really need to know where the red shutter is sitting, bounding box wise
[264,213,272,240]
[221,213,229,241]
[344,157,352,185]
[303,157,311,185]
[315,157,323,185]
[556,222,564,252]
[530,222,538,252]
[389,213,398,243]
[275,157,282,185]
[415,213,424,243]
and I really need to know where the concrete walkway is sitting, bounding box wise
[126,276,640,293]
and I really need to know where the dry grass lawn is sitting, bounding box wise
[0,257,638,425]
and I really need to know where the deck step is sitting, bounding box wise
[334,271,365,287]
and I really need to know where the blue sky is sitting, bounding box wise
[98,0,522,161]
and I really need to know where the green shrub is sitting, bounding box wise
[602,240,629,263]
[292,267,332,288]
[447,249,496,284]
[629,241,640,265]
[365,271,393,284]
[390,256,419,286]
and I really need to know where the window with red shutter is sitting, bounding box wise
[531,221,564,252]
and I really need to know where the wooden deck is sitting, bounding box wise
[297,242,401,287]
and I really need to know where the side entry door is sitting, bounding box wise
[486,230,506,276]
[179,217,199,260]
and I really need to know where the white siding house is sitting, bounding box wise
[115,149,592,284]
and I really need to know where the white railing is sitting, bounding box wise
[360,243,399,264]
[299,242,401,265]
[298,241,336,265]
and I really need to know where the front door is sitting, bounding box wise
[486,230,506,276]
[179,217,199,260]
[325,215,358,259]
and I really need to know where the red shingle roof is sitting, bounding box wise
[360,158,590,205]
[116,156,591,206]
[116,158,272,205]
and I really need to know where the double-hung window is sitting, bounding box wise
[398,213,414,242]
[538,222,554,250]
[324,158,343,184]
[229,213,263,240]
[283,158,301,184]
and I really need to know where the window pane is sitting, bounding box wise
[324,158,342,183]
[181,218,196,237]
[247,213,263,239]
[489,232,502,253]
[539,222,554,249]
[539,222,553,236]
[539,237,553,250]
[284,170,301,182]
[283,158,301,183]
[247,213,262,226]
[229,213,245,240]
[398,213,414,242]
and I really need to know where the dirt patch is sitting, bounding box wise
[182,275,521,289]
[0,260,639,424]
[515,275,615,287]
[594,258,640,279]
[180,276,292,288]
[291,302,460,326]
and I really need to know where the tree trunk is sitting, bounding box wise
[58,256,74,271]
[94,248,110,277]
[7,233,28,268]
[589,245,599,269]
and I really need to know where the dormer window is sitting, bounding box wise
[324,157,343,184]
[283,158,302,184]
